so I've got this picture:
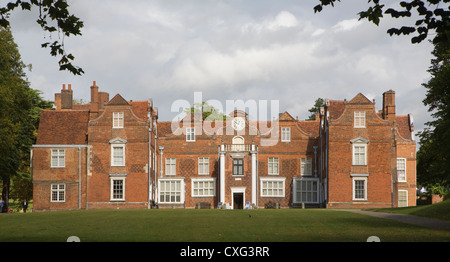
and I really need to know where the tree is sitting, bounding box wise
[307,98,325,120]
[314,0,450,44]
[417,30,450,188]
[184,102,229,121]
[0,27,52,212]
[0,0,84,75]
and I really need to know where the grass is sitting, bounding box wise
[368,199,450,221]
[1,208,449,242]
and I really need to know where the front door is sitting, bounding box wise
[233,193,244,209]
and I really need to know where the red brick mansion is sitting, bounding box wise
[31,82,416,211]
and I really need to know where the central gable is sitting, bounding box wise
[279,111,295,121]
[347,93,373,105]
[107,94,130,106]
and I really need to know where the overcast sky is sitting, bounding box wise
[9,0,434,139]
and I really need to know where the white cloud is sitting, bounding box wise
[332,18,363,32]
[242,11,299,33]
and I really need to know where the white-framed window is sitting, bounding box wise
[397,158,406,182]
[51,184,65,202]
[281,127,291,142]
[352,144,367,166]
[198,157,209,175]
[293,178,319,203]
[233,158,244,176]
[301,158,312,176]
[352,177,368,201]
[261,177,285,197]
[111,144,125,166]
[192,178,215,197]
[165,158,176,176]
[159,179,184,203]
[354,111,366,128]
[110,176,125,201]
[113,112,124,128]
[51,149,65,168]
[398,190,408,207]
[268,157,279,175]
[186,127,195,142]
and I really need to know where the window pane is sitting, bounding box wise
[113,112,124,128]
[397,158,406,181]
[160,180,182,203]
[354,179,365,199]
[294,179,318,203]
[354,111,365,127]
[112,146,124,166]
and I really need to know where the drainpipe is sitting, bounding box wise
[159,146,164,178]
[325,124,329,207]
[78,147,81,210]
[154,120,158,205]
[148,118,152,209]
[256,146,259,208]
[313,145,319,207]
[313,146,318,178]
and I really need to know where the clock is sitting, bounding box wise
[232,117,245,131]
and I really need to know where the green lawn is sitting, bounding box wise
[1,208,449,242]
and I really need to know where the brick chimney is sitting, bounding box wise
[54,92,61,110]
[98,91,109,109]
[382,90,395,121]
[90,81,99,112]
[60,84,73,109]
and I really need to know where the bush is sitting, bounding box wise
[428,183,449,196]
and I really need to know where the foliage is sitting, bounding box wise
[184,102,229,121]
[0,0,84,75]
[10,172,33,202]
[308,98,325,120]
[314,0,450,44]
[428,183,449,196]
[0,27,52,212]
[417,31,450,188]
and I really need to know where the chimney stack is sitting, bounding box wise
[90,81,99,113]
[382,90,395,121]
[60,84,73,109]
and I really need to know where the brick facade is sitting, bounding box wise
[31,83,416,211]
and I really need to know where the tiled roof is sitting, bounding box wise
[296,121,319,137]
[157,121,175,137]
[327,100,345,120]
[396,115,413,140]
[130,101,149,120]
[157,119,319,138]
[36,110,89,145]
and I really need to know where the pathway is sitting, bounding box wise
[336,209,450,231]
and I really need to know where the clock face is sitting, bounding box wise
[232,117,245,131]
